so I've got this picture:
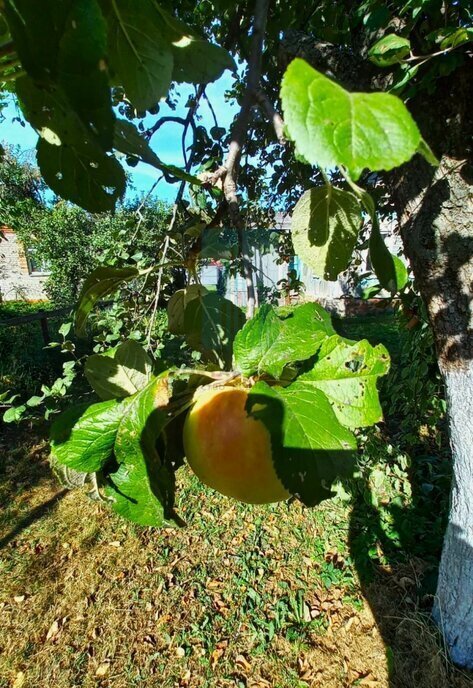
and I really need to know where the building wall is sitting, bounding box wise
[0,228,48,301]
[200,215,405,309]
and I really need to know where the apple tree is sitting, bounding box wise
[0,0,472,668]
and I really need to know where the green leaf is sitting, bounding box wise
[416,139,439,167]
[247,381,357,506]
[155,3,236,84]
[114,119,203,185]
[3,0,70,79]
[105,0,173,111]
[167,284,208,336]
[16,76,93,148]
[368,34,411,67]
[75,266,140,336]
[281,58,430,179]
[389,63,419,96]
[299,336,390,428]
[369,222,408,293]
[37,138,126,213]
[85,340,153,400]
[291,186,362,280]
[57,0,114,150]
[233,303,335,378]
[50,399,125,473]
[3,405,26,423]
[184,293,245,368]
[105,376,176,526]
[26,395,44,407]
[439,27,473,50]
[197,229,238,260]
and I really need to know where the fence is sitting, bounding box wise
[0,306,73,345]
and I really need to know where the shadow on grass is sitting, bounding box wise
[0,489,67,550]
[0,424,67,549]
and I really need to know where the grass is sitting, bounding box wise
[1,309,473,687]
[333,313,406,362]
[1,426,473,688]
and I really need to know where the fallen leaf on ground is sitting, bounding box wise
[95,662,110,677]
[46,620,60,641]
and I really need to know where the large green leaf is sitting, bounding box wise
[75,266,140,336]
[85,340,153,400]
[57,0,114,150]
[155,4,236,84]
[16,76,93,147]
[281,58,434,179]
[50,399,125,473]
[247,381,356,506]
[291,186,362,280]
[4,0,71,79]
[37,138,126,213]
[105,376,176,526]
[167,284,208,336]
[368,34,411,67]
[299,336,390,428]
[233,303,335,378]
[105,0,173,111]
[184,293,245,367]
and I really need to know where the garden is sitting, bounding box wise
[1,1,473,687]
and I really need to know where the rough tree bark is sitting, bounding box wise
[391,63,473,667]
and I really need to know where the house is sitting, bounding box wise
[201,213,404,313]
[0,226,49,302]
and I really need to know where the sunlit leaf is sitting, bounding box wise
[281,58,433,179]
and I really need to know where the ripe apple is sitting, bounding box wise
[183,386,290,504]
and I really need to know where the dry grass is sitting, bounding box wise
[1,430,472,688]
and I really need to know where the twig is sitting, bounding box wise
[254,89,286,144]
[203,90,219,130]
[146,116,188,140]
[145,87,206,346]
[223,0,271,319]
[146,234,170,349]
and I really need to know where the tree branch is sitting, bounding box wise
[223,0,270,319]
[254,89,286,144]
[145,116,188,140]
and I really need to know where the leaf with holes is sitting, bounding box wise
[156,4,235,84]
[105,0,173,111]
[281,58,436,179]
[57,0,114,149]
[291,186,362,280]
[233,303,335,378]
[299,336,390,428]
[37,138,125,213]
[247,381,357,506]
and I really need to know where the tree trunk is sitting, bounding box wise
[392,64,473,661]
[433,363,473,666]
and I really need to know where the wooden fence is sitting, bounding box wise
[0,306,74,345]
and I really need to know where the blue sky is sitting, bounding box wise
[0,71,237,204]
